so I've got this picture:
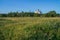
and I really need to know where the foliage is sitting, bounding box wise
[45,11,57,17]
[0,30,5,40]
[0,17,60,40]
[0,11,60,17]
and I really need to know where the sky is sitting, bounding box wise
[0,0,60,13]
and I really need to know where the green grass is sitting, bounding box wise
[0,17,60,40]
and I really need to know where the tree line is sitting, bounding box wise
[0,11,60,17]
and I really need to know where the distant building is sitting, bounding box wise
[35,9,42,14]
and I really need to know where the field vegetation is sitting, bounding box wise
[0,17,60,40]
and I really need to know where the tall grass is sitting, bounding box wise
[0,17,60,40]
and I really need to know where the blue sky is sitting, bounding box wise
[0,0,60,13]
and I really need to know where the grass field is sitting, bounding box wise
[0,17,60,40]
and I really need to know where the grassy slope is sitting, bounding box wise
[0,17,60,40]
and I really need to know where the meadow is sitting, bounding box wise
[0,17,60,40]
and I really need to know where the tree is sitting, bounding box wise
[8,12,18,17]
[46,11,57,17]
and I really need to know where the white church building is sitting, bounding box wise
[35,9,41,14]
